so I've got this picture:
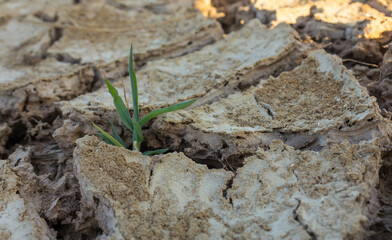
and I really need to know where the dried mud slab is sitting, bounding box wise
[0,58,94,155]
[252,0,392,65]
[106,0,202,13]
[0,14,93,107]
[0,58,94,118]
[46,2,223,73]
[0,160,55,240]
[55,19,304,150]
[0,0,72,21]
[152,50,390,167]
[0,17,95,154]
[74,135,381,239]
[0,17,52,67]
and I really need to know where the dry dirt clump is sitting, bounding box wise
[0,160,56,240]
[152,50,389,168]
[55,19,304,151]
[74,135,381,239]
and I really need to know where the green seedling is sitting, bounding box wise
[93,46,196,156]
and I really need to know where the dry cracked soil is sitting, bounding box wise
[2,0,392,239]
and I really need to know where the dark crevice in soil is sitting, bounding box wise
[4,120,28,156]
[33,12,59,23]
[222,175,234,207]
[143,125,244,171]
[90,66,105,92]
[144,126,231,170]
[51,52,81,65]
[6,145,100,240]
[293,199,318,240]
[104,0,133,11]
[50,203,102,240]
[40,24,63,61]
[195,157,226,169]
[367,150,392,239]
[52,27,63,45]
[210,0,252,33]
[29,141,62,180]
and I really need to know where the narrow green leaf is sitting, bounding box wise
[143,148,169,156]
[97,133,114,146]
[131,118,143,151]
[138,99,197,127]
[129,45,139,121]
[105,78,134,131]
[93,122,125,148]
[110,122,126,148]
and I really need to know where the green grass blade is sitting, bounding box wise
[131,118,143,151]
[105,78,134,131]
[143,148,169,156]
[97,133,114,146]
[129,45,139,121]
[110,122,126,148]
[138,99,197,127]
[93,123,125,148]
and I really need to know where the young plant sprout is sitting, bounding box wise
[93,46,196,156]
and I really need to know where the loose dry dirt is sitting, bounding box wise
[1,0,392,239]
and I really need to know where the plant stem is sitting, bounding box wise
[129,46,139,121]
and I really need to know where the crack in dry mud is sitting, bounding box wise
[292,199,318,240]
[2,0,392,239]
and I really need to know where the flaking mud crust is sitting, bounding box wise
[2,0,392,239]
[251,0,392,63]
[55,19,304,151]
[0,59,94,121]
[80,0,204,13]
[0,15,95,156]
[248,0,392,114]
[0,0,223,157]
[0,0,73,21]
[0,160,56,240]
[152,50,389,168]
[46,2,223,73]
[74,135,381,239]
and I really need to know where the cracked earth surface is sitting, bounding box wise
[1,0,392,239]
